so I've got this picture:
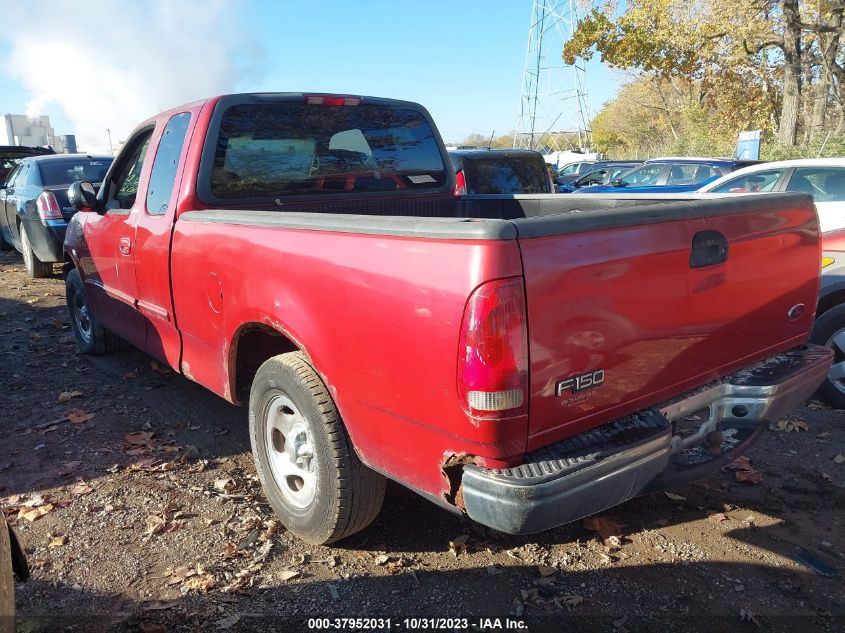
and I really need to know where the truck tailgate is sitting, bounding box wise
[514,193,821,448]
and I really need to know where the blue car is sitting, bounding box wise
[577,157,763,194]
[558,161,642,193]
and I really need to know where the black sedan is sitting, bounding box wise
[0,154,112,277]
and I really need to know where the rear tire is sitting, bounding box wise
[65,268,121,355]
[20,224,52,278]
[810,302,845,408]
[249,352,386,545]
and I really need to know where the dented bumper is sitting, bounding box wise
[460,344,832,535]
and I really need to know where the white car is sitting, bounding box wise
[699,158,845,232]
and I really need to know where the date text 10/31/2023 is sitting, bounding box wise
[307,617,528,630]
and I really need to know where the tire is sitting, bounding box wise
[65,268,121,355]
[20,224,52,278]
[249,352,386,545]
[810,302,845,408]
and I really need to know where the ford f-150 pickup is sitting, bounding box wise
[62,92,832,544]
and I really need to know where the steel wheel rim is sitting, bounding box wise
[264,393,317,508]
[826,328,845,394]
[72,287,93,344]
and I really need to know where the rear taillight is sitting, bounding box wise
[458,278,528,419]
[304,94,362,106]
[36,191,62,220]
[454,169,467,196]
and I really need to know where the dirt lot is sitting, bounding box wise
[1,250,844,633]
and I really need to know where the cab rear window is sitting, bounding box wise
[208,103,447,199]
[462,156,548,194]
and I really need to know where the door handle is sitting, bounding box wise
[119,236,132,256]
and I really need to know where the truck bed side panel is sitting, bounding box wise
[170,212,524,498]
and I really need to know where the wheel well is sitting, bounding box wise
[232,323,299,401]
[817,289,845,318]
[62,252,75,278]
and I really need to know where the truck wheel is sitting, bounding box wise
[20,224,52,278]
[810,303,845,408]
[65,268,121,355]
[249,352,386,545]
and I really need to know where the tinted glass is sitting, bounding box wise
[210,103,446,199]
[711,169,785,193]
[463,156,548,194]
[665,164,707,185]
[787,167,845,202]
[147,112,191,215]
[619,164,663,186]
[559,162,583,176]
[576,169,608,186]
[38,159,111,186]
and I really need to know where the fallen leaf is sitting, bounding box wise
[537,565,557,577]
[708,513,730,523]
[58,390,83,404]
[122,370,138,380]
[375,554,391,565]
[150,360,171,374]
[67,409,95,424]
[725,455,753,471]
[664,491,687,501]
[604,535,623,551]
[735,469,763,484]
[213,478,236,493]
[48,535,67,548]
[20,504,54,522]
[739,608,761,628]
[554,594,584,611]
[449,534,469,557]
[124,431,156,447]
[834,454,845,465]
[183,574,215,592]
[278,570,300,581]
[70,483,94,496]
[583,515,626,539]
[775,418,809,432]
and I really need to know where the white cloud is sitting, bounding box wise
[3,0,265,152]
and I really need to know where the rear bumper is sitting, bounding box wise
[22,217,66,262]
[461,344,832,535]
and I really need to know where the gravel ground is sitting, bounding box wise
[1,250,844,633]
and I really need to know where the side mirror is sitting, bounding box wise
[68,181,99,212]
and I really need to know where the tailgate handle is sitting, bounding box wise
[690,230,728,268]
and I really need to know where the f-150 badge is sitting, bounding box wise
[556,370,605,397]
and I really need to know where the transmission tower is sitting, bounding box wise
[514,0,592,153]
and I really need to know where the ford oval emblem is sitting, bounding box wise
[787,303,806,320]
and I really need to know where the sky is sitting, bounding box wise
[0,0,621,153]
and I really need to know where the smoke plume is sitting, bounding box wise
[3,0,265,152]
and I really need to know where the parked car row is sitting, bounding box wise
[0,153,113,277]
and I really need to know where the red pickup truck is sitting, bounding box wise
[62,93,832,544]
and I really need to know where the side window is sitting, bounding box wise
[787,167,845,202]
[147,112,191,215]
[4,164,21,188]
[665,164,699,185]
[107,129,153,211]
[711,169,785,193]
